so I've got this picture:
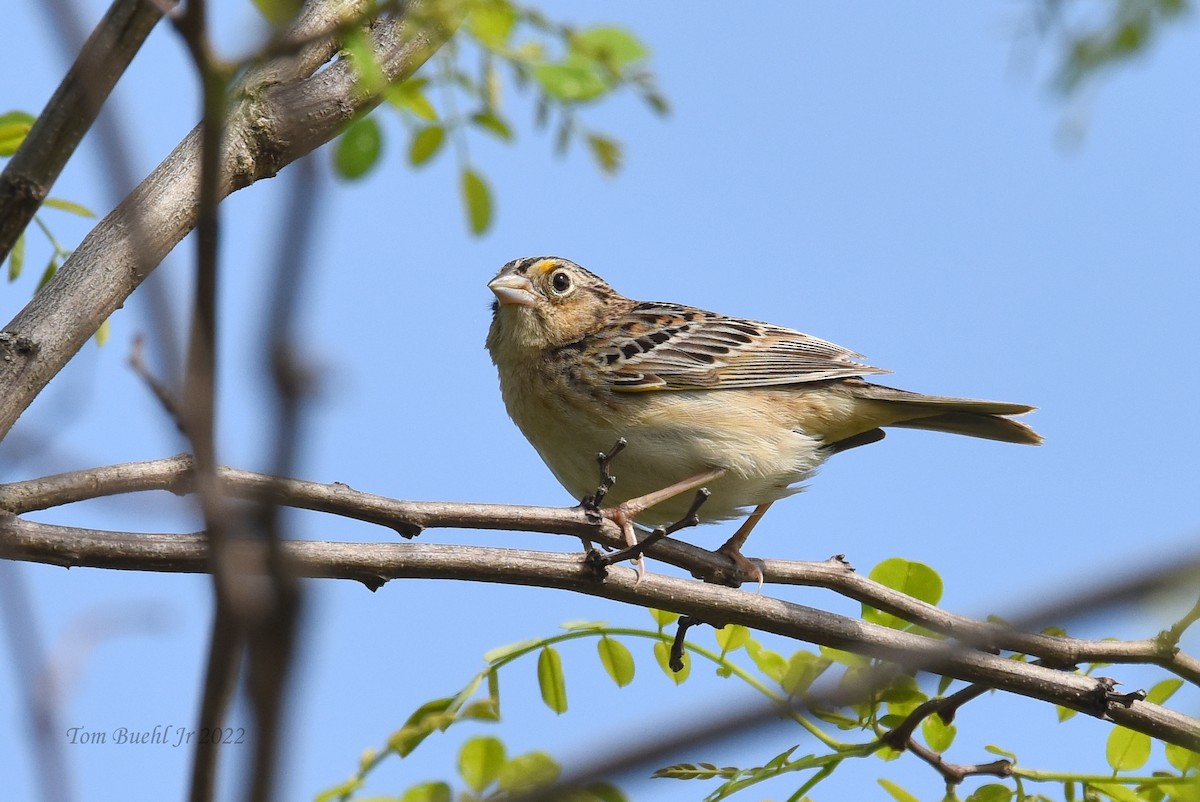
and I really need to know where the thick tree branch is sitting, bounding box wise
[0,0,463,440]
[0,0,165,262]
[2,512,1199,752]
[3,455,1198,685]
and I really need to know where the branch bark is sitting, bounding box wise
[0,0,165,262]
[0,0,463,440]
[3,512,1199,752]
[3,455,1198,685]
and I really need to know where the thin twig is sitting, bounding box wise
[240,151,321,802]
[905,739,1012,785]
[128,335,183,425]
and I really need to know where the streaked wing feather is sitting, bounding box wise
[588,302,889,392]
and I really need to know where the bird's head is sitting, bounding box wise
[486,256,625,354]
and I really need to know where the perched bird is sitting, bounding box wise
[486,256,1041,583]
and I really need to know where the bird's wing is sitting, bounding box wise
[584,302,891,392]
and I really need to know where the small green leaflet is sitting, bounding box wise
[458,735,505,792]
[334,116,383,180]
[536,646,567,714]
[461,167,492,235]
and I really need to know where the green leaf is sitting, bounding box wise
[482,58,502,109]
[580,781,626,802]
[94,317,110,347]
[468,2,516,49]
[810,707,861,729]
[334,116,383,180]
[922,714,956,753]
[653,640,688,683]
[314,778,361,802]
[714,624,750,654]
[0,110,36,156]
[880,674,923,704]
[864,558,944,630]
[388,81,438,121]
[470,110,514,141]
[459,735,505,792]
[936,675,954,696]
[985,744,1018,761]
[484,637,540,663]
[652,762,737,780]
[875,744,903,762]
[584,134,622,176]
[649,608,678,629]
[554,118,574,155]
[597,636,635,687]
[37,254,58,291]
[1166,742,1200,773]
[643,90,670,116]
[343,28,387,95]
[487,668,501,707]
[781,650,830,696]
[571,27,648,73]
[878,778,920,802]
[1056,705,1078,723]
[1146,678,1183,705]
[536,646,567,714]
[745,641,787,683]
[819,645,869,667]
[408,126,445,166]
[401,781,452,802]
[43,197,96,217]
[497,751,560,792]
[532,60,608,102]
[1088,782,1143,802]
[1106,726,1151,772]
[459,699,499,721]
[8,231,25,280]
[561,619,607,631]
[250,0,303,24]
[965,785,1013,802]
[460,167,492,235]
[388,697,455,757]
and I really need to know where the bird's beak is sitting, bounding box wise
[488,274,538,307]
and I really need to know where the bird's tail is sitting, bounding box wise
[850,383,1043,445]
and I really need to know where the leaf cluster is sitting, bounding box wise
[1,109,106,341]
[330,0,665,234]
[322,557,1200,802]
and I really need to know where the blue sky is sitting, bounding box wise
[2,2,1199,800]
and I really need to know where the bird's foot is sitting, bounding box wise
[587,488,712,582]
[715,540,765,591]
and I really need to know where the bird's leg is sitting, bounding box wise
[582,438,626,516]
[579,438,627,549]
[590,488,711,575]
[716,502,772,590]
[603,467,726,578]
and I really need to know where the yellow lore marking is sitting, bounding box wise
[532,258,559,274]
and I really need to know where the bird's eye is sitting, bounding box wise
[550,270,572,294]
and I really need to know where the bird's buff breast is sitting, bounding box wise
[498,369,829,525]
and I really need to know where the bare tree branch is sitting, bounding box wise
[0,0,166,262]
[3,455,1198,684]
[2,512,1198,752]
[0,0,463,441]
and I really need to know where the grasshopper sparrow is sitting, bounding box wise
[486,256,1041,583]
